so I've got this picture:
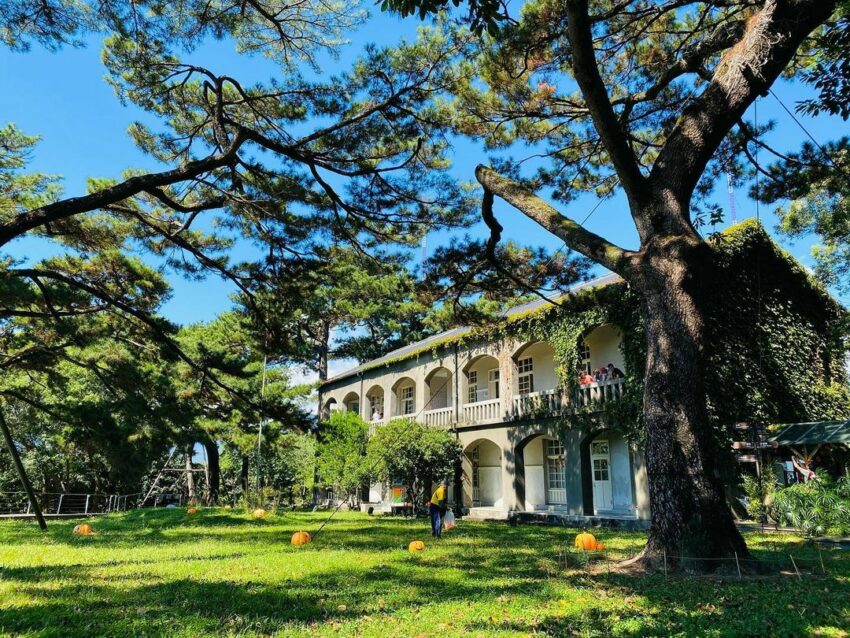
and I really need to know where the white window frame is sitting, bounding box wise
[544,439,566,504]
[579,339,591,374]
[488,368,500,399]
[467,370,478,403]
[401,385,415,415]
[517,357,534,395]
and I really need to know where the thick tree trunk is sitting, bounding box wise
[636,236,749,570]
[241,456,250,496]
[0,409,47,530]
[185,448,197,505]
[203,439,220,505]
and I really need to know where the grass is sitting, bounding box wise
[0,509,848,637]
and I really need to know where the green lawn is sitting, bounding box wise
[0,509,848,637]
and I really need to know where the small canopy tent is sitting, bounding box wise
[767,420,850,481]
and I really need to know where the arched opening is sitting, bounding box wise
[321,397,338,420]
[365,384,385,422]
[460,354,500,424]
[462,439,503,509]
[391,377,416,418]
[576,324,626,405]
[342,391,360,415]
[511,341,561,418]
[423,367,453,427]
[516,433,568,511]
[580,429,636,516]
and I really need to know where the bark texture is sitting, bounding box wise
[635,234,748,566]
[203,439,221,505]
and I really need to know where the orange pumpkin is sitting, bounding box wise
[408,540,425,553]
[73,523,94,536]
[574,532,598,551]
[252,508,268,520]
[595,543,605,551]
[291,531,312,546]
[187,507,198,516]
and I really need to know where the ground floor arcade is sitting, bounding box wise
[365,421,650,525]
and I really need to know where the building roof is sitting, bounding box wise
[767,420,850,446]
[323,272,623,386]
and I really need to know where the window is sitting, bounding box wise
[593,458,610,481]
[347,401,359,414]
[579,339,591,374]
[517,357,534,395]
[488,369,500,399]
[591,440,610,481]
[467,371,478,403]
[401,385,415,415]
[544,439,566,503]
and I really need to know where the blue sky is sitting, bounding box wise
[1,6,848,340]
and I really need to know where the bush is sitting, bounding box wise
[741,466,776,522]
[770,475,850,536]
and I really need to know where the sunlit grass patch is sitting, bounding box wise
[0,509,848,636]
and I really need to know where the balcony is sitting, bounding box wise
[423,407,454,427]
[462,398,501,424]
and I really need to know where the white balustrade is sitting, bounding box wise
[461,398,501,424]
[368,418,385,436]
[423,407,454,428]
[575,377,625,407]
[512,388,564,419]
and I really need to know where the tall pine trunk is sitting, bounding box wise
[636,235,749,568]
[185,447,197,505]
[241,456,250,496]
[203,439,220,505]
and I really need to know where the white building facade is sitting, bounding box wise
[319,276,651,526]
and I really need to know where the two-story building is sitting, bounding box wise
[318,222,850,528]
[319,273,651,525]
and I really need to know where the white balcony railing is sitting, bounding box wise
[576,378,625,406]
[462,398,501,424]
[512,388,564,419]
[364,378,627,433]
[368,418,385,436]
[423,406,454,428]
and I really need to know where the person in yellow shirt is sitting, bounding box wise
[429,481,448,538]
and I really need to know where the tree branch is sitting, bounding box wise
[475,165,636,276]
[650,0,838,205]
[565,0,646,204]
[0,130,246,247]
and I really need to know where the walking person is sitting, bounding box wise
[429,480,448,538]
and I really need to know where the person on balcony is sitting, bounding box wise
[607,363,624,379]
[371,408,383,422]
[578,369,594,385]
[594,366,609,383]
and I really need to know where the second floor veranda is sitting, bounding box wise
[321,322,628,431]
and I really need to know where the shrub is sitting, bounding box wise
[770,475,850,536]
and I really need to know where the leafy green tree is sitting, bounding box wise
[315,410,369,504]
[364,419,460,509]
[176,312,312,503]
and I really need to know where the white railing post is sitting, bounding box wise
[56,494,63,514]
[84,494,90,515]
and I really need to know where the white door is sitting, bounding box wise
[591,440,613,512]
